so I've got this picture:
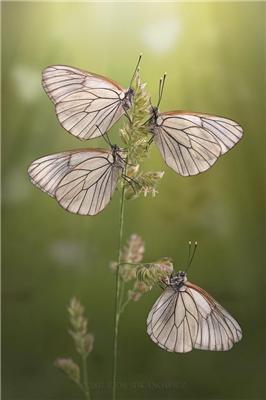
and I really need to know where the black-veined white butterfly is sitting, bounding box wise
[147,75,243,176]
[42,56,142,140]
[147,243,242,352]
[27,145,127,215]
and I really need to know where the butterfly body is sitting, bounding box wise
[147,270,242,353]
[147,106,243,176]
[166,270,188,291]
[42,65,134,140]
[28,146,126,215]
[120,87,134,110]
[110,144,127,169]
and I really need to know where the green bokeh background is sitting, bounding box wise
[2,2,265,400]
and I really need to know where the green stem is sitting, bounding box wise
[112,181,126,400]
[120,296,131,315]
[118,262,151,267]
[118,281,125,314]
[82,355,91,400]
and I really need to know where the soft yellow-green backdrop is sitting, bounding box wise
[2,2,265,400]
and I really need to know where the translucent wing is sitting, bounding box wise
[42,65,129,140]
[153,111,243,176]
[147,287,199,353]
[28,149,124,215]
[147,283,242,353]
[186,282,242,351]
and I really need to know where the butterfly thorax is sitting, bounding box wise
[111,145,126,169]
[122,88,134,110]
[151,106,158,121]
[169,271,187,291]
[148,106,164,132]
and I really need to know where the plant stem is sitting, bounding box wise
[118,262,151,267]
[112,181,126,400]
[118,281,125,313]
[82,355,91,400]
[119,296,131,315]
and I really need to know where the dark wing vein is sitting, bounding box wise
[153,111,242,176]
[42,65,126,139]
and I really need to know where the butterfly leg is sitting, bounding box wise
[122,175,136,193]
[124,159,138,167]
[122,174,140,194]
[148,135,154,145]
[95,125,113,147]
[123,108,132,124]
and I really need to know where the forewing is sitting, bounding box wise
[147,282,242,353]
[42,65,126,140]
[186,282,242,351]
[28,150,89,197]
[28,149,123,215]
[183,112,243,154]
[153,111,242,176]
[147,287,199,353]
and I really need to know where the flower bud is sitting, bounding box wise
[68,298,94,357]
[54,358,80,384]
[129,291,142,302]
[122,234,145,264]
[137,259,173,286]
[84,333,94,355]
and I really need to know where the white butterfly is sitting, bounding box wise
[28,145,126,215]
[147,270,242,353]
[147,76,243,176]
[42,62,139,140]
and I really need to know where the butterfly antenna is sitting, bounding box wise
[157,73,167,108]
[156,77,162,108]
[185,241,198,272]
[186,240,192,268]
[129,53,143,88]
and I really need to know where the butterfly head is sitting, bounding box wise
[111,144,120,160]
[169,271,188,288]
[151,105,159,118]
[123,88,134,110]
[111,144,126,168]
[147,106,159,129]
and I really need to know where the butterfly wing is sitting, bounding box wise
[147,287,199,353]
[153,111,243,176]
[147,283,242,353]
[42,65,128,140]
[28,149,123,215]
[186,282,242,351]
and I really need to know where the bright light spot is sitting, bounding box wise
[11,65,41,103]
[142,19,181,53]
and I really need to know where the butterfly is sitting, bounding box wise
[147,243,242,353]
[147,75,244,176]
[27,145,127,215]
[42,56,142,140]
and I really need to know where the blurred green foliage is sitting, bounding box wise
[2,2,265,400]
